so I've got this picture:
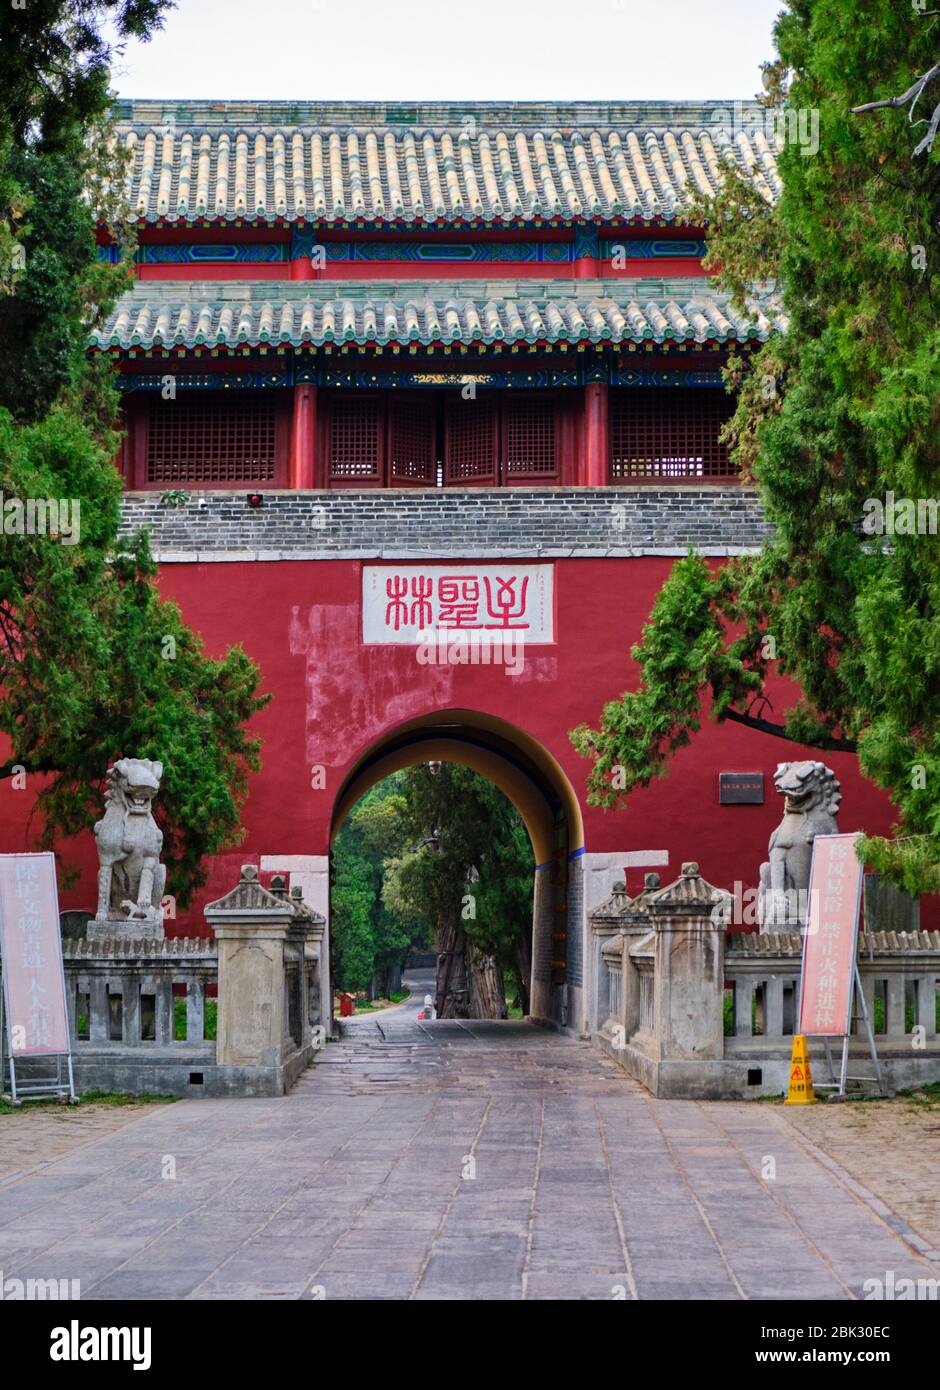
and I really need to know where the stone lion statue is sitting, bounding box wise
[93,757,166,934]
[758,760,841,931]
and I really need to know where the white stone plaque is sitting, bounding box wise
[362,564,554,644]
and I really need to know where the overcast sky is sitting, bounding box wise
[108,0,784,102]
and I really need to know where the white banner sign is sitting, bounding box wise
[362,564,554,644]
[0,852,70,1056]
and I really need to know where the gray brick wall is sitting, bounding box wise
[119,487,771,560]
[532,868,554,986]
[566,855,584,989]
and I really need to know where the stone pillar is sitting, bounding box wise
[283,880,326,1050]
[303,904,327,1033]
[204,865,294,1072]
[647,862,730,1064]
[261,854,332,1033]
[581,851,667,1033]
[588,878,653,1035]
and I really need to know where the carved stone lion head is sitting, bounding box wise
[772,760,841,816]
[109,757,164,814]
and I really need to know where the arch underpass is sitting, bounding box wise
[329,709,585,1027]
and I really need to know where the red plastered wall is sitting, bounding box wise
[1,555,927,933]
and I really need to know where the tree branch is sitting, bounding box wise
[723,707,857,753]
[851,64,940,114]
[852,60,940,155]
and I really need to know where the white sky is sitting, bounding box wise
[108,0,784,102]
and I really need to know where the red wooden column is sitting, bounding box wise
[582,382,609,486]
[290,383,317,488]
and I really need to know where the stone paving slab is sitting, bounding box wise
[0,1023,938,1300]
[776,1093,940,1261]
[0,1099,165,1183]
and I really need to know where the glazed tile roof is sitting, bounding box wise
[111,100,781,226]
[90,279,785,351]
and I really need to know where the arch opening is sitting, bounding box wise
[329,710,585,1028]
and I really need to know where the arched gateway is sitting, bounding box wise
[330,709,585,1027]
[0,98,912,1069]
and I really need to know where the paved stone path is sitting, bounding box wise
[781,1097,940,1262]
[0,1101,164,1185]
[1,1018,938,1300]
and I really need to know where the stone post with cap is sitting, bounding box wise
[204,863,295,1081]
[647,862,731,1066]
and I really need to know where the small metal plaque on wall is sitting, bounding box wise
[719,772,764,805]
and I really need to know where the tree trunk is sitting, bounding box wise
[435,915,469,1017]
[468,946,507,1019]
[435,917,507,1019]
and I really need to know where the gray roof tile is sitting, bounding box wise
[111,101,781,226]
[91,278,784,351]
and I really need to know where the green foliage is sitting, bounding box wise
[331,767,535,1003]
[387,764,534,989]
[573,0,940,893]
[0,2,167,419]
[0,1,267,905]
[332,850,379,992]
[331,776,430,991]
[0,139,130,421]
[571,553,762,805]
[173,997,217,1041]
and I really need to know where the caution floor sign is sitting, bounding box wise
[785,1034,816,1105]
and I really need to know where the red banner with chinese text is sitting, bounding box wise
[0,852,70,1056]
[798,832,864,1037]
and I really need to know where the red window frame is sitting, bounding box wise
[443,393,499,486]
[128,390,290,489]
[501,392,560,483]
[609,386,737,483]
[322,391,386,488]
[387,393,438,487]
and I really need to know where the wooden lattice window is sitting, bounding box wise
[328,395,383,482]
[444,398,498,485]
[609,387,736,482]
[503,396,557,479]
[388,396,436,485]
[144,392,281,485]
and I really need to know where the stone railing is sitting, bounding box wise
[3,867,327,1100]
[591,865,940,1099]
[724,931,802,1041]
[1,936,219,1098]
[64,936,217,1047]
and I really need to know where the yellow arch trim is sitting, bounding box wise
[330,709,584,865]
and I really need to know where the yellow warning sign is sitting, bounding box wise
[785,1034,816,1105]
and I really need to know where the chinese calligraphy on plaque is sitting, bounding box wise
[362,565,554,644]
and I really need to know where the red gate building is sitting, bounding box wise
[2,100,921,1032]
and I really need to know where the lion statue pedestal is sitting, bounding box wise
[87,757,166,942]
